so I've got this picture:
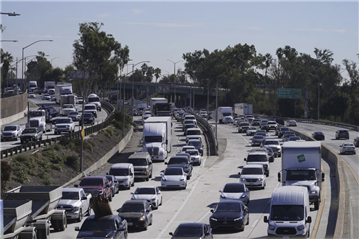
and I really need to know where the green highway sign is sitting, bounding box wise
[277,88,302,99]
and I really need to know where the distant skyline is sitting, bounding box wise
[1,1,358,81]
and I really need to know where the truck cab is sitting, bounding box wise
[25,110,51,133]
[87,93,102,111]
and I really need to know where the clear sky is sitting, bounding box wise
[1,0,358,81]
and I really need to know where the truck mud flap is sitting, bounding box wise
[90,197,113,217]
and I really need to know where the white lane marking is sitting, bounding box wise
[197,209,211,223]
[155,176,201,239]
[251,219,259,228]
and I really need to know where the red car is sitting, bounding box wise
[75,176,113,201]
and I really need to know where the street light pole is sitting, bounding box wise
[167,60,183,106]
[129,61,150,121]
[22,40,53,81]
[51,57,60,66]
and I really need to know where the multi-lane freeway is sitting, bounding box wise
[51,116,335,239]
[1,95,108,151]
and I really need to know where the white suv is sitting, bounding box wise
[244,151,270,176]
[238,164,266,189]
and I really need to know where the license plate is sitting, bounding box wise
[127,222,133,226]
[223,221,227,224]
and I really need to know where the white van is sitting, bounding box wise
[264,186,312,237]
[87,93,101,111]
[108,163,134,190]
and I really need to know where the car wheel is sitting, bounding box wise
[87,206,91,216]
[131,180,135,186]
[246,216,250,225]
[76,209,83,222]
[109,193,112,202]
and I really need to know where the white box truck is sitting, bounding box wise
[55,83,73,104]
[234,103,253,116]
[150,97,168,115]
[44,81,55,93]
[28,81,37,92]
[216,106,233,124]
[278,141,325,210]
[142,116,172,161]
[264,186,312,237]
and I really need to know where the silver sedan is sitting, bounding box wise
[340,143,356,155]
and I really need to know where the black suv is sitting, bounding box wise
[335,129,349,140]
[117,200,153,230]
[80,113,95,125]
[165,155,193,179]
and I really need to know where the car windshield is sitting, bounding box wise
[29,112,43,117]
[22,128,36,134]
[343,143,354,147]
[144,136,162,143]
[185,116,195,119]
[3,126,17,131]
[281,128,290,132]
[216,202,241,212]
[188,141,201,147]
[174,226,202,237]
[186,150,199,155]
[63,105,73,108]
[69,112,78,116]
[182,147,194,151]
[240,123,250,126]
[120,203,144,212]
[247,154,268,162]
[286,170,316,181]
[84,106,96,110]
[88,97,100,103]
[248,127,256,130]
[264,141,279,145]
[79,178,103,186]
[135,187,156,194]
[62,191,79,200]
[187,130,201,136]
[271,205,304,221]
[253,136,264,140]
[223,183,245,193]
[84,113,93,118]
[57,119,71,124]
[128,158,147,166]
[109,168,129,176]
[314,132,324,135]
[241,168,263,175]
[168,157,188,165]
[80,219,116,231]
[164,168,183,175]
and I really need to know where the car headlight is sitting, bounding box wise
[180,178,185,181]
[210,217,217,221]
[139,216,145,221]
[73,206,79,211]
[297,225,305,231]
[234,217,243,221]
[142,171,148,174]
[65,125,69,128]
[240,194,247,198]
[258,178,263,181]
[310,190,317,194]
[241,178,246,181]
[269,225,276,230]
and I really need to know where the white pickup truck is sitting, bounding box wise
[57,188,92,222]
[54,117,75,134]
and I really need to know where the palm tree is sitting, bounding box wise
[1,49,14,91]
[154,68,161,83]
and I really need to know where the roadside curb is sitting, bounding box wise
[62,126,134,188]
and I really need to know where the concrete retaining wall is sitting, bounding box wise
[62,126,134,188]
[0,92,28,126]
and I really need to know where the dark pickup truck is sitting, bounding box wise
[20,127,43,144]
[75,176,113,202]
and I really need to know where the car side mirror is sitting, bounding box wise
[74,184,79,188]
[264,216,268,223]
[169,232,174,236]
[164,162,168,165]
[130,192,134,195]
[244,158,246,161]
[106,172,109,175]
[339,145,342,147]
[81,196,87,200]
[75,226,80,231]
[116,208,121,213]
[210,208,214,213]
[306,216,312,223]
[238,172,241,175]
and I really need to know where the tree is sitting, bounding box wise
[73,22,130,93]
[1,49,13,91]
[154,68,161,83]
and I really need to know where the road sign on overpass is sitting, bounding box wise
[277,88,302,99]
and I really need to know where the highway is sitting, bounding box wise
[0,95,108,151]
[52,117,326,239]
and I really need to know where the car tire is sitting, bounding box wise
[76,209,83,222]
[87,206,91,216]
[109,193,112,202]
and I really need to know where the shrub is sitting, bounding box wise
[51,164,62,171]
[1,161,13,185]
[104,126,114,137]
[65,155,79,170]
[13,154,33,168]
[42,148,63,165]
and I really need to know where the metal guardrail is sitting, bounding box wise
[188,110,218,156]
[0,101,115,159]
